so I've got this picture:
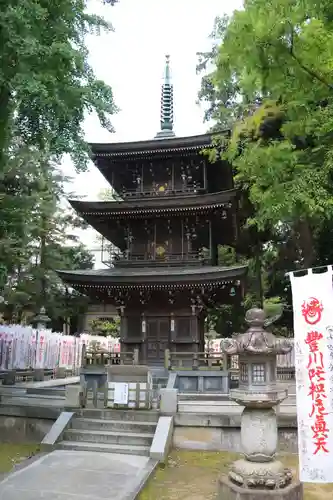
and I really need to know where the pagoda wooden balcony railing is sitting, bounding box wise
[121,186,206,199]
[164,350,228,371]
[81,349,139,367]
[113,251,211,268]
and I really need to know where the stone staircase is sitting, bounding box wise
[57,409,159,456]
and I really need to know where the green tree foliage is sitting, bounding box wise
[1,148,94,328]
[89,317,120,337]
[98,188,115,201]
[208,244,286,336]
[0,1,118,328]
[200,1,333,268]
[0,0,118,171]
[198,1,333,333]
[197,16,232,127]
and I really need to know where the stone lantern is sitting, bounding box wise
[219,307,303,499]
[33,306,51,330]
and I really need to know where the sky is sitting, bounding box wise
[65,0,243,264]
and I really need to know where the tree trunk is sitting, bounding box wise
[297,218,315,268]
[40,214,47,304]
[0,86,12,286]
[255,247,264,308]
[39,162,49,306]
[0,86,12,174]
[254,228,264,308]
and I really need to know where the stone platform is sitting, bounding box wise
[0,450,157,500]
[218,475,303,500]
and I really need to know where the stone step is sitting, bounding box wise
[1,393,65,401]
[72,417,157,434]
[178,403,242,414]
[0,387,27,396]
[25,376,80,389]
[64,428,154,446]
[0,396,64,407]
[178,402,296,414]
[76,408,159,423]
[177,392,296,400]
[178,400,296,408]
[58,440,150,456]
[179,400,238,408]
[179,393,230,401]
[26,388,65,397]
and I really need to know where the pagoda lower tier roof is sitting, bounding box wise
[69,189,237,218]
[57,265,247,291]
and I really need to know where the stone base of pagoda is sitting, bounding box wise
[218,475,303,500]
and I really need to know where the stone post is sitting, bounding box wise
[133,348,139,365]
[160,388,178,415]
[219,307,303,500]
[164,348,170,370]
[33,307,51,381]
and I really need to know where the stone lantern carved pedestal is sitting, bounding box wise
[218,308,303,499]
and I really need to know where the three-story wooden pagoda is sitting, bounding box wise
[58,56,247,366]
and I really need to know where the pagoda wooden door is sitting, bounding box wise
[146,318,169,365]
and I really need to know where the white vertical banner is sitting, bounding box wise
[35,330,46,369]
[290,267,333,483]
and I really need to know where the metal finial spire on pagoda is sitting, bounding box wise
[154,55,176,139]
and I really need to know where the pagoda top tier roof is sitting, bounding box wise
[90,132,226,160]
[57,264,247,290]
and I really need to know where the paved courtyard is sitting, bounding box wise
[0,450,156,500]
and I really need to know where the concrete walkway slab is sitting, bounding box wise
[0,450,157,500]
[25,376,80,389]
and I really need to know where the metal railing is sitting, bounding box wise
[121,186,206,199]
[113,251,209,267]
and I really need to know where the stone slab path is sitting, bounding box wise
[0,450,157,500]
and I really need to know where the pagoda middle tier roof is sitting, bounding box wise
[57,264,247,290]
[70,189,237,218]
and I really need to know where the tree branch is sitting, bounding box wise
[264,22,333,90]
[286,22,333,90]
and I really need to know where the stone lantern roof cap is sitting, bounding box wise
[33,306,51,325]
[221,307,292,355]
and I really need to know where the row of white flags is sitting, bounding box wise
[290,266,333,483]
[0,326,294,373]
[0,327,120,371]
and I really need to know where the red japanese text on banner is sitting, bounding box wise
[290,268,333,483]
